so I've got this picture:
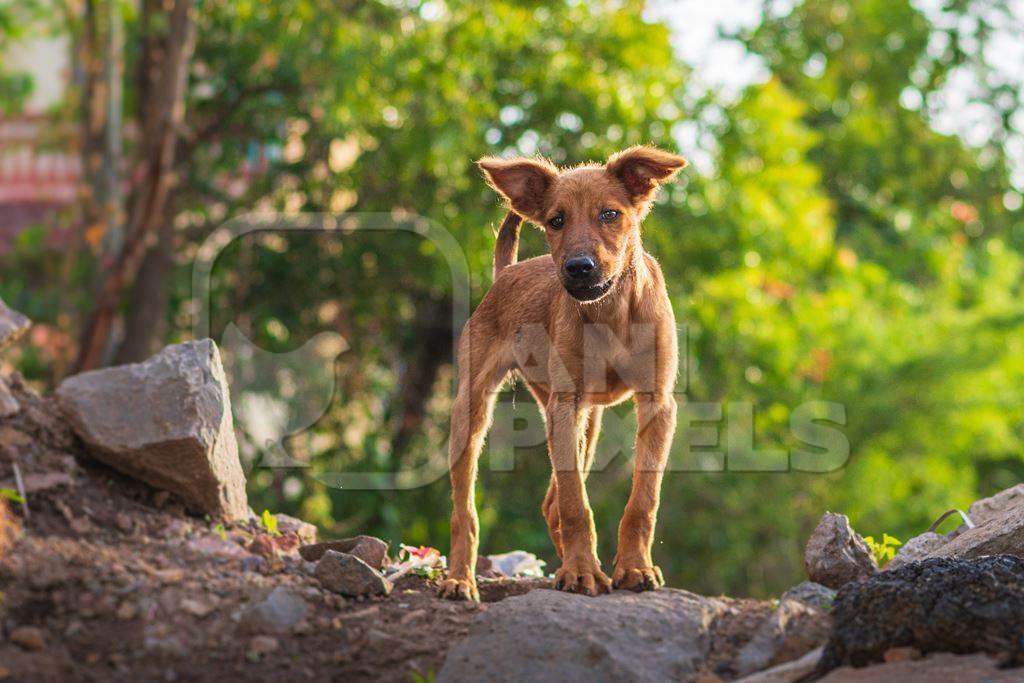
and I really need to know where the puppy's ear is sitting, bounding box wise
[606,146,688,203]
[478,156,558,218]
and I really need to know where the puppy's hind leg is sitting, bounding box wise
[439,338,507,602]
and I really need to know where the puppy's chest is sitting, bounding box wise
[511,323,648,397]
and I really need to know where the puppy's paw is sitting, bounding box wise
[437,576,479,602]
[554,562,612,597]
[612,564,664,591]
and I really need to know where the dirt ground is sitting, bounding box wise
[0,376,803,682]
[0,378,512,682]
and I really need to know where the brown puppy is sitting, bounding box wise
[438,146,687,601]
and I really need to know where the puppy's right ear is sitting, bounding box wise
[478,157,558,219]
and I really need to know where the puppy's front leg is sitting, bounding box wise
[438,363,502,602]
[547,393,612,596]
[613,394,676,590]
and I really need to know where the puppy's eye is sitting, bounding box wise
[548,215,565,230]
[599,209,620,223]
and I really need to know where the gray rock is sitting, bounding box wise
[930,505,1024,559]
[438,588,728,683]
[0,376,18,418]
[0,297,30,352]
[300,535,388,568]
[885,531,947,570]
[143,634,187,657]
[805,512,878,589]
[735,647,823,683]
[275,514,317,544]
[56,340,248,521]
[734,599,831,676]
[238,586,309,634]
[315,550,391,597]
[816,555,1024,675]
[968,484,1024,527]
[780,581,836,609]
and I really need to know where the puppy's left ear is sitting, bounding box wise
[606,146,688,203]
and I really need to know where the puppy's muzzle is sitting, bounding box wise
[562,255,615,302]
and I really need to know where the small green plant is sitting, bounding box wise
[410,671,436,683]
[214,523,227,541]
[413,565,443,581]
[260,509,281,536]
[863,533,902,566]
[0,488,24,504]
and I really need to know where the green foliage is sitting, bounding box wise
[260,509,281,537]
[5,0,1024,598]
[863,533,903,566]
[0,489,25,505]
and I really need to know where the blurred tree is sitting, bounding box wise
[4,0,1023,597]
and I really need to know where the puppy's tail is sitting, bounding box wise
[492,211,523,281]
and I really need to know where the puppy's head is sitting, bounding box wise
[479,146,687,302]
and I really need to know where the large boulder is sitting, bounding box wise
[733,599,831,677]
[967,484,1024,527]
[886,486,1024,568]
[56,340,248,520]
[816,555,1024,675]
[0,297,30,353]
[440,588,726,682]
[818,652,1024,682]
[804,512,878,589]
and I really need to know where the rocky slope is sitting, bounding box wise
[3,299,1024,682]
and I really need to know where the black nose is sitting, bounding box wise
[564,256,596,279]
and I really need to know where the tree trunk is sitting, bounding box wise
[112,205,174,364]
[74,0,196,372]
[389,297,454,466]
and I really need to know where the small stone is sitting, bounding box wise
[186,535,250,559]
[315,550,392,597]
[10,626,45,651]
[116,602,137,620]
[804,511,878,589]
[180,598,214,618]
[144,635,186,657]
[0,665,12,680]
[238,586,309,634]
[115,512,134,534]
[399,609,427,625]
[248,635,280,658]
[275,514,317,544]
[886,532,947,570]
[884,646,922,663]
[0,427,31,448]
[780,581,836,609]
[0,297,31,352]
[299,535,389,569]
[153,568,185,584]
